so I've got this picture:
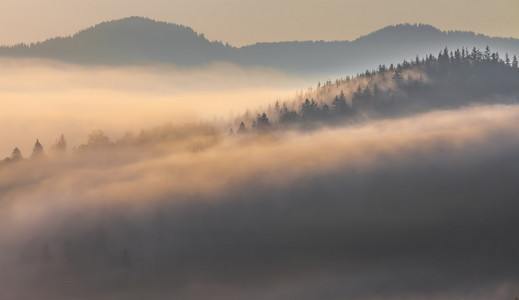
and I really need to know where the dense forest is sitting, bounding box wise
[233,46,519,132]
[2,46,519,165]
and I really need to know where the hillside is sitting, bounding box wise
[232,46,519,132]
[1,17,519,75]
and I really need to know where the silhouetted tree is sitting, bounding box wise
[254,113,271,131]
[237,122,248,134]
[363,86,372,98]
[331,96,342,112]
[332,90,349,115]
[274,100,280,112]
[321,103,330,116]
[52,134,67,153]
[438,47,449,65]
[513,55,518,69]
[279,106,299,124]
[470,47,481,64]
[392,69,403,82]
[484,46,491,61]
[491,52,499,63]
[505,53,511,66]
[12,147,23,161]
[301,98,320,120]
[31,139,44,158]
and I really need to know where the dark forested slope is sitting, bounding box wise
[234,47,519,132]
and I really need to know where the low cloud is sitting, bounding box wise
[0,58,310,157]
[1,104,519,299]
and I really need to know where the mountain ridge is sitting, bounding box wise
[2,17,518,75]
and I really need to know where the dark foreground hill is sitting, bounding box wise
[1,17,519,75]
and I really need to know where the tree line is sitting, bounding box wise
[231,46,519,133]
[1,135,66,165]
[3,46,519,162]
[1,123,219,167]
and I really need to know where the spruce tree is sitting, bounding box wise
[484,46,491,61]
[237,122,248,134]
[254,113,271,131]
[51,134,67,154]
[32,139,44,158]
[332,91,348,115]
[12,147,23,161]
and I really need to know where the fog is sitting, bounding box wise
[0,58,311,157]
[1,102,519,299]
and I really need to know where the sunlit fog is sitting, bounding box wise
[1,12,519,300]
[0,58,310,157]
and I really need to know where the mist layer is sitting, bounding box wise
[1,104,518,300]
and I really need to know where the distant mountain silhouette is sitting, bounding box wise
[0,17,231,66]
[1,17,519,76]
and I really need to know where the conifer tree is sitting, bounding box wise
[332,90,348,115]
[32,139,44,158]
[301,98,320,120]
[321,103,330,115]
[52,134,67,154]
[237,122,248,134]
[484,46,491,61]
[254,113,271,131]
[392,69,402,82]
[279,106,299,124]
[470,47,480,63]
[12,147,23,161]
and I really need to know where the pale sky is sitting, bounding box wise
[0,0,518,47]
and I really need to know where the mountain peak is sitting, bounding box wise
[87,16,188,31]
[355,23,445,43]
[71,16,202,40]
[2,16,224,65]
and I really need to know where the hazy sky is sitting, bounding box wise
[1,0,518,46]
